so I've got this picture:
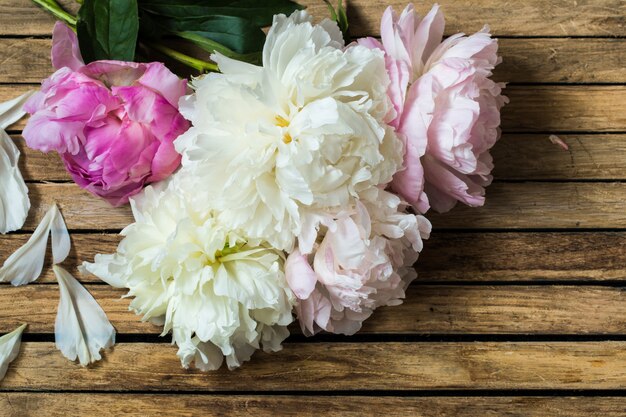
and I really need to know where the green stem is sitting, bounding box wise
[146,43,218,73]
[31,0,77,27]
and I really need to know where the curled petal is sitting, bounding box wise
[0,324,26,381]
[53,265,116,366]
[0,204,69,285]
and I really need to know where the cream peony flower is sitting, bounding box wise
[175,10,402,252]
[82,176,295,370]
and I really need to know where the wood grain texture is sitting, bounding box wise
[492,134,626,180]
[3,342,625,391]
[502,86,626,132]
[5,85,626,133]
[15,134,626,182]
[428,182,626,230]
[420,232,626,281]
[1,285,623,334]
[15,182,626,231]
[5,232,625,283]
[3,0,625,37]
[2,394,625,417]
[5,38,626,84]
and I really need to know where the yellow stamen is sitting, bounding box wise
[275,115,290,128]
[283,132,292,144]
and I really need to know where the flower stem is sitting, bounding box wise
[146,42,219,73]
[31,0,77,27]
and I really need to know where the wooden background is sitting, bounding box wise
[1,0,626,415]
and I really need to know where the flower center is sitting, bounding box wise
[274,115,292,144]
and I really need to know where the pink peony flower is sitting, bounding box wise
[23,23,189,206]
[358,4,508,213]
[286,188,430,335]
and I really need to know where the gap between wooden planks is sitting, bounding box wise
[3,38,626,84]
[4,85,626,132]
[1,394,625,417]
[2,0,625,37]
[0,285,623,334]
[2,342,625,390]
[14,134,626,182]
[4,231,626,283]
[9,182,626,230]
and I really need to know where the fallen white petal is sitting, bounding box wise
[0,91,34,130]
[53,265,115,366]
[0,92,34,234]
[0,323,26,381]
[0,204,69,285]
[0,129,30,234]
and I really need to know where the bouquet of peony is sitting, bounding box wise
[0,0,506,372]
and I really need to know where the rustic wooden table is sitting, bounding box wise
[0,0,625,415]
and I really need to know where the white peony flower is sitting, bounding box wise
[82,177,295,370]
[175,10,402,252]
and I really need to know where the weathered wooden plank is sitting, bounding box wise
[4,0,625,37]
[5,232,625,283]
[502,86,626,132]
[492,134,626,180]
[5,38,626,84]
[429,182,626,230]
[2,394,625,417]
[1,285,623,334]
[13,136,69,182]
[24,183,132,230]
[14,182,626,230]
[16,134,626,182]
[4,85,626,132]
[2,342,625,390]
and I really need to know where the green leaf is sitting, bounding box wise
[323,0,349,42]
[174,31,262,64]
[152,14,266,54]
[139,0,303,27]
[77,0,139,62]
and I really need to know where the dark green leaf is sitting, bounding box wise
[77,0,139,62]
[152,14,266,54]
[139,0,303,27]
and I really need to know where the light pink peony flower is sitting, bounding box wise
[286,188,430,335]
[358,4,508,213]
[23,23,189,206]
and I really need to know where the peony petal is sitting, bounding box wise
[0,91,35,130]
[0,323,26,381]
[0,130,30,233]
[50,203,71,264]
[285,249,318,299]
[51,22,84,71]
[53,265,116,366]
[0,204,63,285]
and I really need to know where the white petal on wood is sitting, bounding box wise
[50,204,70,264]
[0,204,69,285]
[53,265,116,366]
[0,324,26,381]
[79,254,126,288]
[0,91,34,130]
[0,129,30,233]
